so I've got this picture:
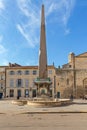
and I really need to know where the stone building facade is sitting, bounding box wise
[0,67,6,98]
[5,64,55,99]
[55,52,87,98]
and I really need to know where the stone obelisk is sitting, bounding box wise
[39,4,48,79]
[35,5,52,97]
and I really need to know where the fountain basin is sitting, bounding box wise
[12,98,72,107]
[27,98,72,107]
[12,100,27,106]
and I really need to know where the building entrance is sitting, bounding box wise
[0,93,3,99]
[25,89,29,97]
[17,90,21,98]
[32,90,36,97]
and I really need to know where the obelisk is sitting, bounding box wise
[34,5,52,97]
[39,5,48,79]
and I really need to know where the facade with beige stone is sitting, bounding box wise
[56,52,87,98]
[0,67,6,98]
[5,64,55,99]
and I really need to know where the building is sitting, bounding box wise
[5,64,55,98]
[3,52,87,99]
[56,52,87,98]
[0,66,6,98]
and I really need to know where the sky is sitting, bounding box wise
[0,0,87,67]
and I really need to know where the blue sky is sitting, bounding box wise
[0,0,87,67]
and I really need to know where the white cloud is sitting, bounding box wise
[0,0,6,22]
[16,0,40,47]
[44,0,76,34]
[0,0,5,11]
[0,35,8,65]
[0,44,7,54]
[45,0,75,24]
[17,24,37,47]
[16,0,75,46]
[0,35,7,54]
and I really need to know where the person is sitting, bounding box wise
[17,96,19,100]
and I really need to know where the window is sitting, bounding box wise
[16,79,23,87]
[25,79,29,87]
[10,79,14,87]
[25,70,29,75]
[10,71,15,75]
[17,70,22,75]
[48,70,52,74]
[32,70,37,75]
[17,89,21,97]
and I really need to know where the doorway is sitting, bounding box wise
[25,89,29,97]
[32,90,36,97]
[17,90,21,97]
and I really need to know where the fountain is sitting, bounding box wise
[12,5,72,107]
[27,5,72,107]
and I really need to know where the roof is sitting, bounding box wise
[76,52,87,57]
[5,65,55,70]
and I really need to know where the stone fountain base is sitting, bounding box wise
[27,98,72,107]
[12,98,72,107]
